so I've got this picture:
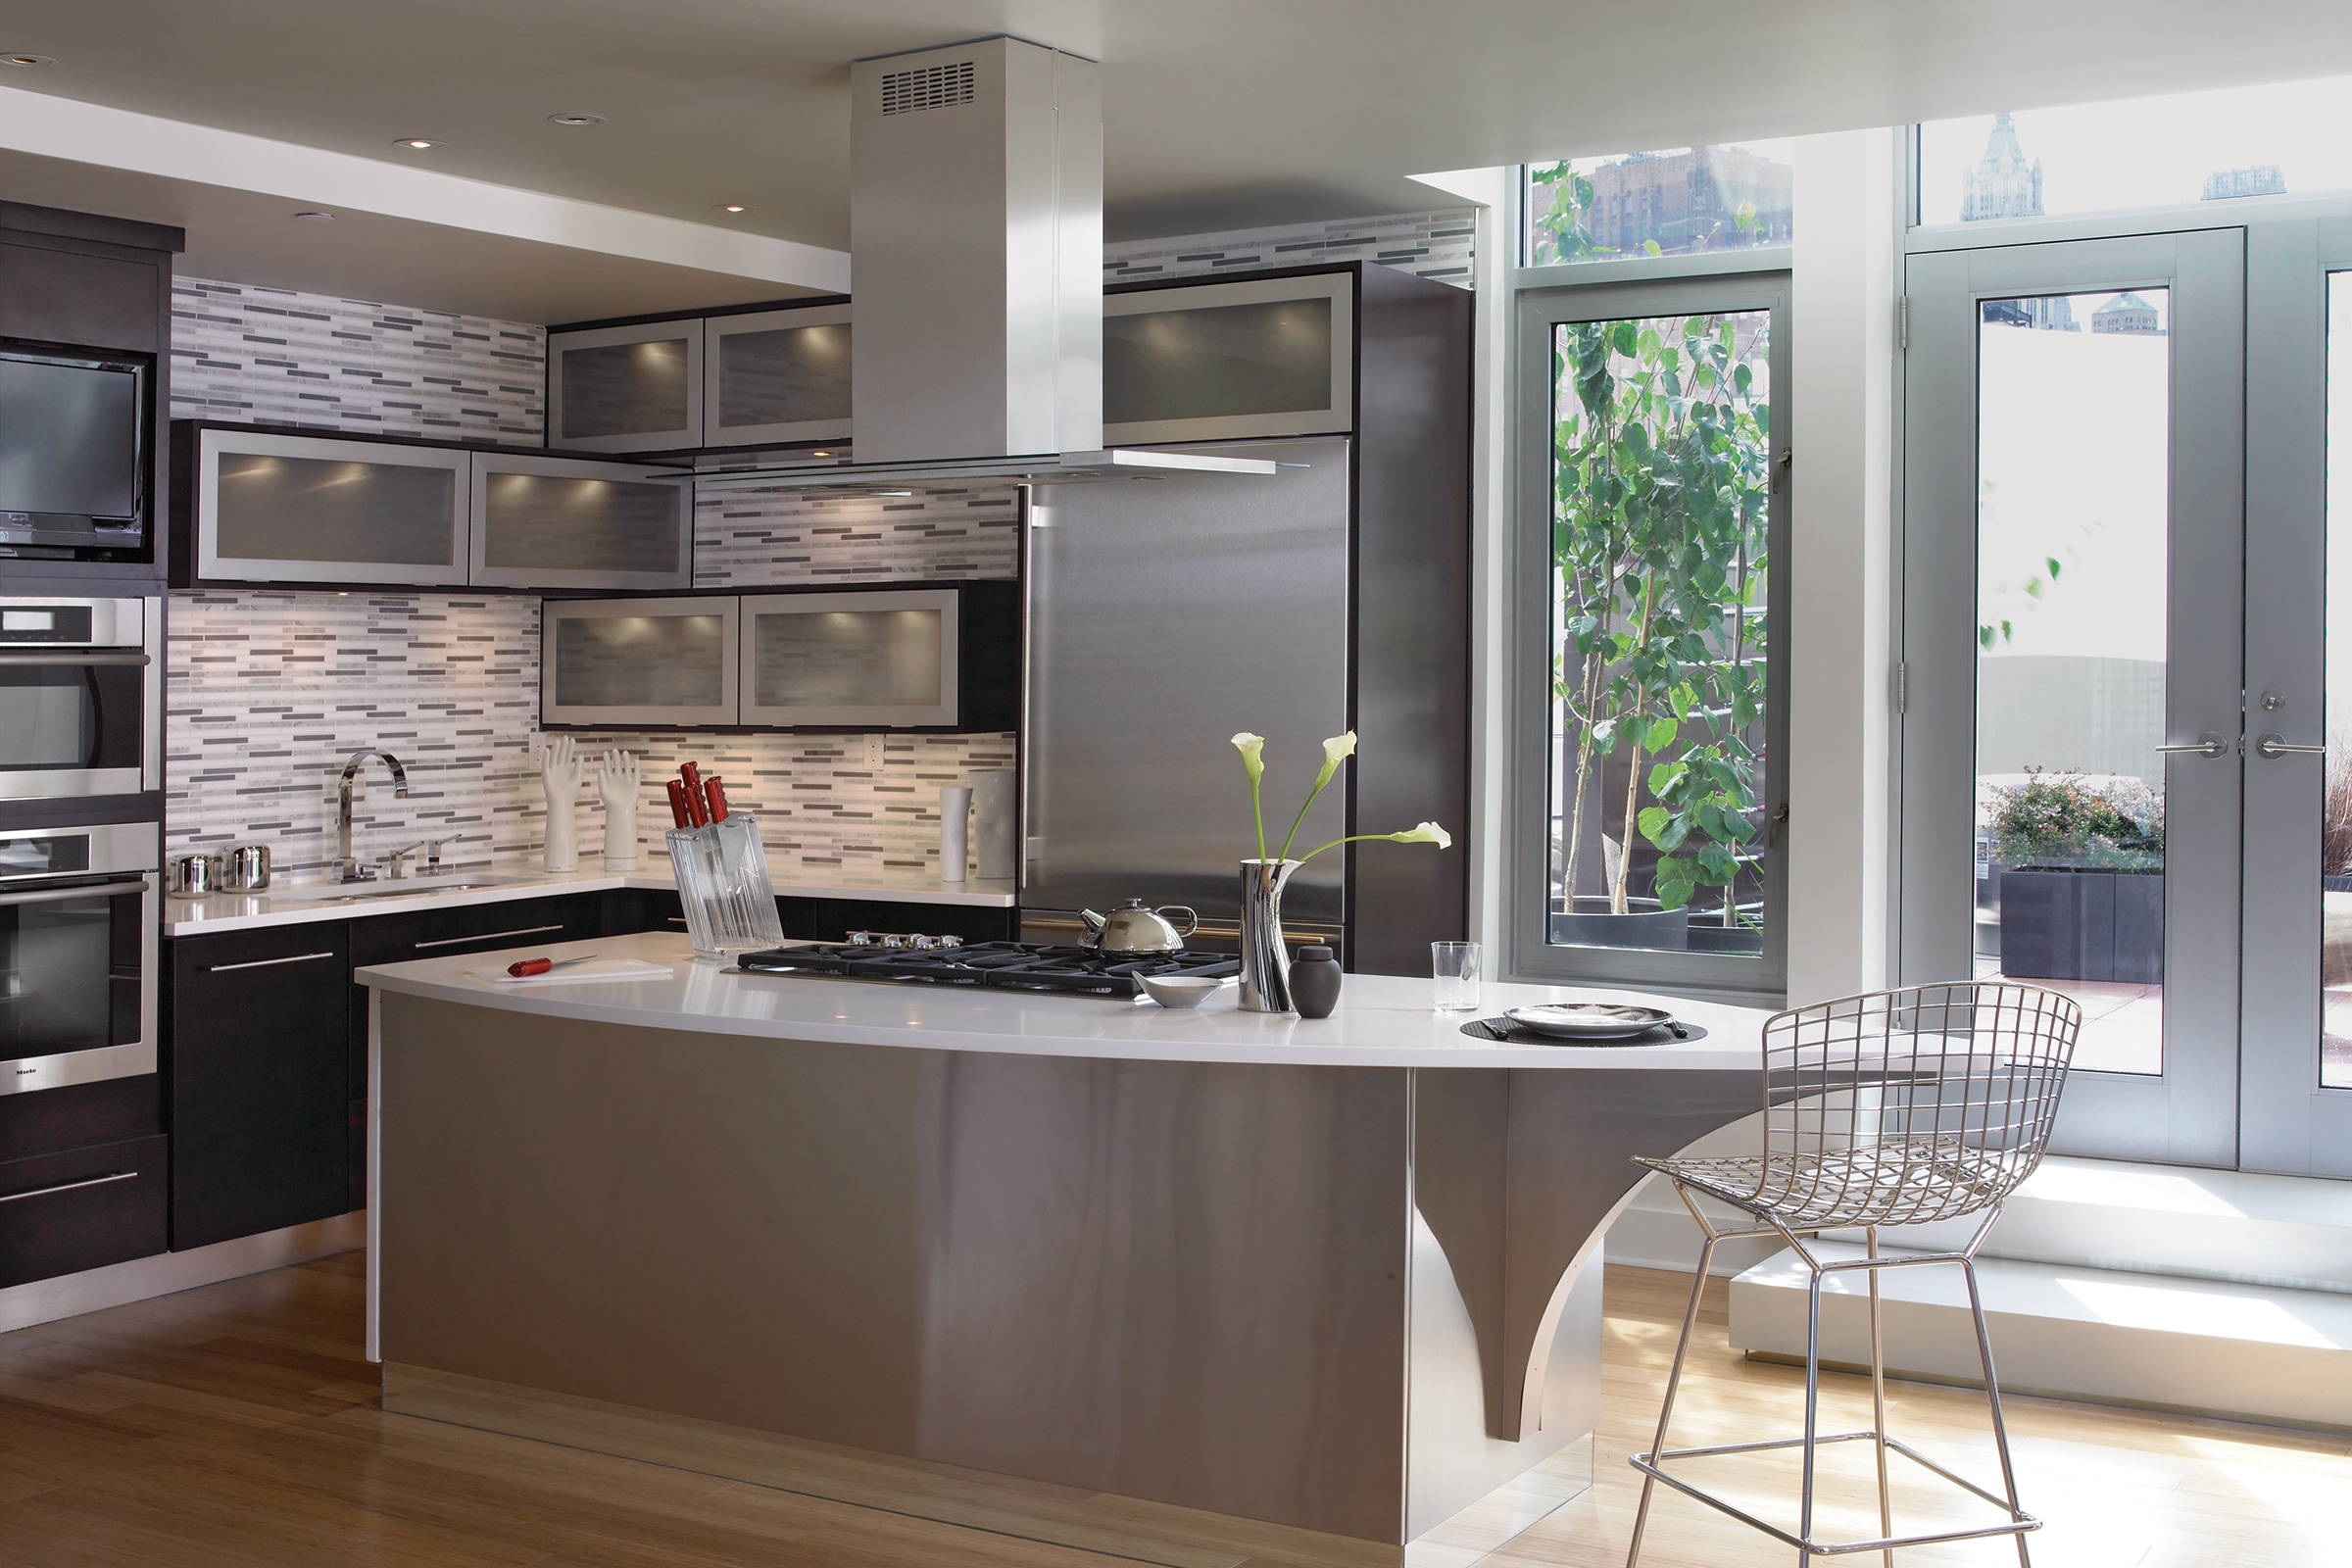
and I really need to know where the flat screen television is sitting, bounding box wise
[0,342,153,563]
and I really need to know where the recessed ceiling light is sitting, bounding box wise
[1,53,56,67]
[716,203,752,214]
[393,137,443,150]
[293,210,335,222]
[548,113,605,126]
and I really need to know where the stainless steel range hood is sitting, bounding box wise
[692,36,1274,494]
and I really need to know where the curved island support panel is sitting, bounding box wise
[364,936,1764,1567]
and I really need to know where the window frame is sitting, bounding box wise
[1503,266,1793,1003]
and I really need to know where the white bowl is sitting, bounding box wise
[1140,974,1225,1008]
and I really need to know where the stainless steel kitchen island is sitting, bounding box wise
[359,932,1767,1568]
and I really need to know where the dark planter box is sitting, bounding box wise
[1997,867,2163,984]
[1549,896,1688,951]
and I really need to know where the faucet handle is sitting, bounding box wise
[379,841,427,880]
[423,839,448,874]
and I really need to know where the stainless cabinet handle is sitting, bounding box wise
[0,877,151,908]
[414,923,564,950]
[0,652,150,666]
[2156,732,2230,758]
[208,950,337,972]
[0,1171,135,1203]
[2255,733,2327,760]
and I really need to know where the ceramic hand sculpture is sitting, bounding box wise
[540,734,584,873]
[597,748,642,870]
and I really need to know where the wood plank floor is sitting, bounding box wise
[0,1252,2343,1566]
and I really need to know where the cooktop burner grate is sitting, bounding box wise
[733,940,1240,996]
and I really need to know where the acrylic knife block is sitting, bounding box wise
[664,811,784,962]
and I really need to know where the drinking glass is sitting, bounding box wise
[1432,941,1482,1012]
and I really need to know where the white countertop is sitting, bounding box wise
[357,930,1771,1071]
[165,859,1016,936]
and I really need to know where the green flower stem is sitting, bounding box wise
[1250,775,1266,861]
[1299,831,1422,862]
[1278,773,1334,863]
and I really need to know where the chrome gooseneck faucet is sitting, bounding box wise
[332,749,410,882]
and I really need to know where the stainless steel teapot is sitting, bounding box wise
[1079,899,1200,955]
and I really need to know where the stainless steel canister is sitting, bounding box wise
[223,844,272,891]
[169,853,222,895]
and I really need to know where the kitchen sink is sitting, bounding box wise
[259,875,547,903]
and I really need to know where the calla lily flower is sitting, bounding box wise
[1315,731,1357,788]
[1390,821,1452,849]
[1232,732,1268,859]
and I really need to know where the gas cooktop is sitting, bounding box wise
[733,939,1240,997]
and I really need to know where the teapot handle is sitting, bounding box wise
[1158,905,1200,938]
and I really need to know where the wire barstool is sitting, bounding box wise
[1624,981,2081,1567]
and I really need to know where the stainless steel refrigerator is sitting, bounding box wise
[1019,436,1354,956]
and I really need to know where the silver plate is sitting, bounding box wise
[1504,1004,1676,1040]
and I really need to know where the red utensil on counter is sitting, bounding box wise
[666,778,693,828]
[703,776,728,822]
[507,954,600,978]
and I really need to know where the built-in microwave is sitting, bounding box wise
[0,341,155,564]
[0,821,159,1096]
[0,596,163,801]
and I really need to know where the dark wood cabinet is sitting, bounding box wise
[167,924,352,1251]
[347,892,606,970]
[0,1134,169,1289]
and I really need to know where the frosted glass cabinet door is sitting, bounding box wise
[541,597,739,727]
[548,320,703,453]
[196,429,470,585]
[739,589,959,728]
[468,454,692,591]
[1101,272,1354,444]
[704,304,853,447]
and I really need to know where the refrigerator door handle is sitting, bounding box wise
[1018,483,1040,888]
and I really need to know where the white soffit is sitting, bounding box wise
[0,83,850,299]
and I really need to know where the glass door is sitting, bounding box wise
[1901,231,2244,1166]
[2238,218,2352,1177]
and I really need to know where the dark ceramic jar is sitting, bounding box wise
[1290,945,1342,1019]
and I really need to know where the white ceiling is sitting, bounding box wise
[3,0,2350,318]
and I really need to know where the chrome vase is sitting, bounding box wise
[1238,858,1301,1012]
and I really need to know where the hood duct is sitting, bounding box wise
[691,36,1275,495]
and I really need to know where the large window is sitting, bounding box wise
[1512,263,1788,998]
[1526,141,1794,267]
[1917,74,2352,226]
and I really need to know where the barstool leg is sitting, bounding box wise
[1961,1257,2033,1568]
[1799,1257,1825,1566]
[1867,1226,1892,1568]
[1626,1223,1722,1568]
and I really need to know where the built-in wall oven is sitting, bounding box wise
[0,596,162,801]
[0,821,158,1095]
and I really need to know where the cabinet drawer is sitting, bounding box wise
[0,1073,161,1163]
[348,893,605,968]
[0,1134,168,1288]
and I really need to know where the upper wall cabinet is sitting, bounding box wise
[1101,272,1355,445]
[172,422,691,592]
[546,299,855,456]
[193,428,471,587]
[469,453,691,592]
[705,305,853,448]
[547,320,704,453]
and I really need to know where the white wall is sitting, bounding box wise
[1785,129,1902,1004]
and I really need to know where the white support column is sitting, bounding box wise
[1786,129,1902,1004]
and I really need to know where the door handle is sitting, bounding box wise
[2155,732,2230,759]
[2254,733,2326,760]
[0,1171,136,1203]
[208,951,337,973]
[0,652,151,666]
[0,877,152,907]
[413,923,565,950]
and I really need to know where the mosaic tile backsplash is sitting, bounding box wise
[170,276,546,443]
[1102,208,1477,289]
[693,486,1019,587]
[167,591,1013,881]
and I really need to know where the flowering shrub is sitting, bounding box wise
[1989,770,2164,869]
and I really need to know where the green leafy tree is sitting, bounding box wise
[1551,297,1773,921]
